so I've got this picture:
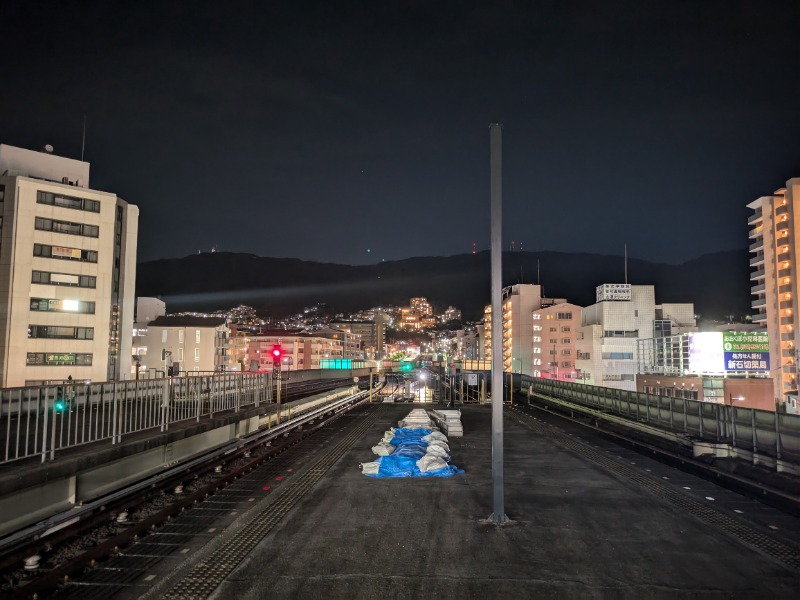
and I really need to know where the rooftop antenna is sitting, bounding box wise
[537,259,540,285]
[81,114,86,161]
[624,243,628,284]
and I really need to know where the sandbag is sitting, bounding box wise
[425,444,449,460]
[422,432,448,443]
[360,461,380,476]
[427,439,450,453]
[417,455,449,473]
[372,443,395,456]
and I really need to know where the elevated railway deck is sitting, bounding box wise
[1,377,798,598]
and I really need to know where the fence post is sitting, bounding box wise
[161,378,168,432]
[235,375,241,413]
[668,396,673,430]
[40,388,49,463]
[195,377,201,422]
[683,400,688,435]
[751,409,758,457]
[775,412,782,460]
[49,388,57,461]
[731,405,737,448]
[656,394,661,427]
[111,383,119,443]
[698,402,704,439]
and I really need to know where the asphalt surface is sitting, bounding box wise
[204,402,800,599]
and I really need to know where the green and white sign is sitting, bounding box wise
[722,332,769,352]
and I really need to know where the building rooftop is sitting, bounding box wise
[0,143,90,187]
[148,316,227,327]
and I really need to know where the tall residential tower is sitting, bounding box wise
[748,178,800,408]
[0,144,138,387]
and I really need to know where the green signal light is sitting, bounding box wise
[55,400,66,412]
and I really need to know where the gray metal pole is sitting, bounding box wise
[489,123,508,524]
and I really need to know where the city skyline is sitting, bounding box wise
[1,1,798,265]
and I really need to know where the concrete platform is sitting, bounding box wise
[210,403,800,599]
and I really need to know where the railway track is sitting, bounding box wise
[1,386,382,599]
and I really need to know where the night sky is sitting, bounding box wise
[2,1,798,265]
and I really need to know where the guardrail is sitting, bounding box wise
[1,373,272,464]
[521,376,800,466]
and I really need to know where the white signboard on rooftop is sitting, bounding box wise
[596,283,632,302]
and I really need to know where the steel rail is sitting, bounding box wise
[0,386,381,590]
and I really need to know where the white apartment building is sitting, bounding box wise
[576,284,696,391]
[142,316,229,375]
[0,144,138,387]
[532,303,582,380]
[132,297,166,378]
[226,324,251,372]
[748,178,800,408]
[484,284,567,375]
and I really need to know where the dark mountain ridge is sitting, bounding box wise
[135,249,752,321]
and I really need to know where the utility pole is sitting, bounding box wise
[273,349,282,424]
[489,123,508,524]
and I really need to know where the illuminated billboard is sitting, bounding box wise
[722,331,769,371]
[688,332,724,373]
[688,331,769,374]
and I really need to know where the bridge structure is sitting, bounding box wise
[0,370,798,598]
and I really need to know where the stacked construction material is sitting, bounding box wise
[359,421,463,478]
[398,408,434,429]
[429,409,463,437]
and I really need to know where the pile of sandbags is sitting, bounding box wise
[359,426,463,478]
[429,409,463,437]
[398,408,434,429]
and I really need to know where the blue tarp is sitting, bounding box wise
[364,427,463,478]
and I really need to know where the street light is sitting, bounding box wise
[728,394,745,406]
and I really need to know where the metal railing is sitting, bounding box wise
[522,376,800,465]
[1,372,272,464]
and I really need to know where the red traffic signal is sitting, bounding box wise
[271,345,282,359]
